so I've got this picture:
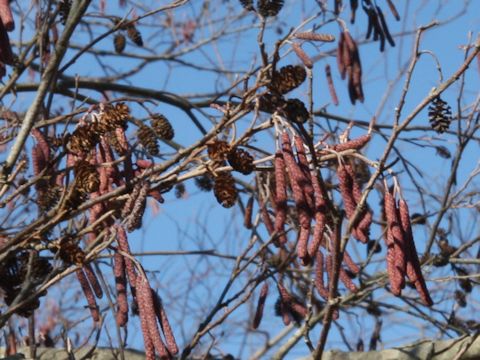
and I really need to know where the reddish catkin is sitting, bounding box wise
[337,165,364,243]
[291,42,313,68]
[295,32,335,42]
[83,263,103,299]
[32,145,47,176]
[297,226,311,265]
[252,282,269,329]
[398,199,433,306]
[282,133,312,229]
[383,191,403,295]
[244,196,254,229]
[339,265,358,293]
[325,64,339,106]
[308,170,327,258]
[342,250,360,275]
[344,163,371,242]
[136,276,169,358]
[137,289,156,360]
[115,225,138,288]
[152,291,179,355]
[337,32,346,79]
[278,283,307,319]
[31,129,50,161]
[273,152,287,236]
[76,269,100,322]
[315,251,329,299]
[308,211,326,259]
[0,0,15,31]
[113,253,129,327]
[386,0,400,20]
[385,191,407,290]
[330,134,371,152]
[293,136,315,210]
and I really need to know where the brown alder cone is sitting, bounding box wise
[227,147,255,175]
[213,171,238,208]
[113,253,129,327]
[83,263,103,299]
[244,196,254,229]
[291,42,313,68]
[136,276,169,358]
[207,139,230,162]
[68,125,100,155]
[252,282,269,329]
[398,199,433,306]
[273,151,288,244]
[385,190,407,290]
[76,269,100,322]
[269,65,307,95]
[281,132,312,229]
[152,291,179,355]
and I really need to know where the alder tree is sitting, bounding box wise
[0,0,479,359]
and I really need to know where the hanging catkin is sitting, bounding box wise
[252,282,269,329]
[398,199,433,306]
[274,151,288,244]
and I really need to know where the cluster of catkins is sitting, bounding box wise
[0,0,15,78]
[27,102,179,359]
[250,129,433,329]
[337,31,364,104]
[382,185,433,306]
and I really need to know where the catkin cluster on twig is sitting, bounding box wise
[362,0,395,52]
[337,31,364,104]
[382,185,433,306]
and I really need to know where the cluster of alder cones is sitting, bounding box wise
[12,102,179,359]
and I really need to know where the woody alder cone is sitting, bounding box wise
[269,65,306,95]
[257,0,284,17]
[428,96,452,134]
[282,98,309,123]
[114,34,126,53]
[213,171,238,208]
[227,148,255,175]
[151,114,174,140]
[137,123,159,156]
